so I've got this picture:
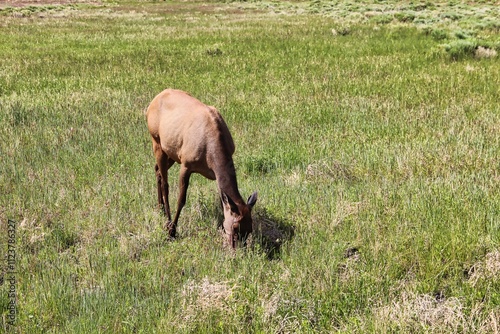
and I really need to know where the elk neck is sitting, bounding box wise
[213,157,246,207]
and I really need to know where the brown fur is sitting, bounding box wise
[146,89,257,248]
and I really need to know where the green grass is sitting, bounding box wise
[1,1,499,332]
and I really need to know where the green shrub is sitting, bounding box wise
[444,39,478,60]
[454,29,474,39]
[394,11,416,23]
[431,28,449,40]
[409,2,435,11]
[440,12,462,20]
[371,14,393,24]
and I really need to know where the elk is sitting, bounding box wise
[145,89,257,248]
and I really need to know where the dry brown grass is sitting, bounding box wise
[17,217,46,253]
[468,250,500,287]
[261,292,281,322]
[305,160,356,182]
[118,232,150,261]
[475,46,498,59]
[378,292,465,332]
[260,292,317,334]
[181,277,236,320]
[0,0,96,7]
[376,290,500,333]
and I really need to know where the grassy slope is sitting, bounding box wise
[1,1,499,332]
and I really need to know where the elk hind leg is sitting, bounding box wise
[155,164,164,208]
[153,140,174,224]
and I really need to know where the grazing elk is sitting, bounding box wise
[145,89,257,248]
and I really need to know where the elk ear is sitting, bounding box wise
[247,191,258,208]
[222,192,240,215]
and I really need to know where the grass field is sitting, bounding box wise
[1,0,499,332]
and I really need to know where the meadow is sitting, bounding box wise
[0,0,499,332]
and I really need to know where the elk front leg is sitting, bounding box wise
[168,165,191,238]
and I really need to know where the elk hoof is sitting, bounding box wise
[166,222,176,238]
[168,229,176,239]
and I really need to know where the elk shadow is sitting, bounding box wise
[205,196,294,259]
[251,208,295,260]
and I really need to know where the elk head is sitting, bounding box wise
[221,192,258,249]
